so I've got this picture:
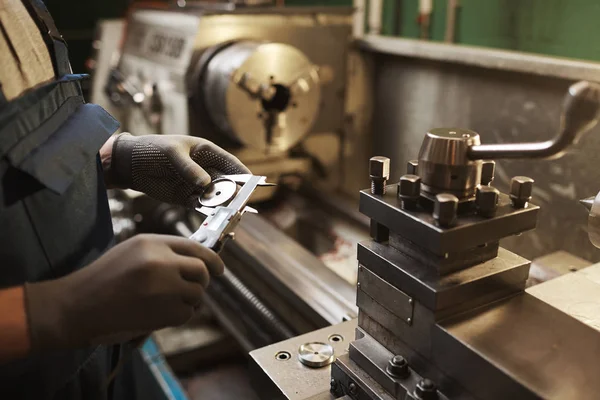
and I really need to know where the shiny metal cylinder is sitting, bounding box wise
[201,40,321,153]
[417,128,482,198]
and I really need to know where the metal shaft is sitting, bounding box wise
[468,81,600,160]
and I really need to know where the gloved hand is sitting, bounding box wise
[24,234,224,350]
[106,133,250,207]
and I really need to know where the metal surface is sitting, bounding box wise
[201,40,321,153]
[360,188,539,256]
[417,128,482,197]
[435,292,600,400]
[298,342,335,368]
[199,178,238,207]
[527,262,600,332]
[358,35,600,82]
[357,244,529,312]
[358,266,413,324]
[249,319,357,400]
[366,42,600,261]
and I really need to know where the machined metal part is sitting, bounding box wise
[407,160,419,175]
[580,191,600,249]
[360,188,539,256]
[475,185,499,218]
[509,176,534,209]
[398,174,421,209]
[369,156,390,195]
[417,128,482,198]
[468,81,600,160]
[249,319,357,400]
[298,342,335,368]
[201,40,321,153]
[435,292,600,400]
[199,178,238,207]
[480,160,495,186]
[357,244,529,312]
[358,265,414,325]
[412,81,600,199]
[433,193,458,227]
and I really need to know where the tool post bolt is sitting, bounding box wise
[433,194,458,227]
[415,379,438,400]
[510,176,534,208]
[387,355,410,378]
[481,160,496,186]
[398,175,421,209]
[476,186,500,218]
[370,156,390,195]
[407,160,419,175]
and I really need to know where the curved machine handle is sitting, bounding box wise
[468,81,600,160]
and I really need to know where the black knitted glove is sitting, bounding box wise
[107,133,250,207]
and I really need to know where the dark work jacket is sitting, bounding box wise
[0,1,159,399]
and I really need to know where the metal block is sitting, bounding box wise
[359,189,538,255]
[349,332,469,400]
[358,242,530,311]
[370,219,390,243]
[249,319,357,400]
[527,262,600,332]
[357,293,434,358]
[434,292,600,400]
[389,233,499,275]
[358,266,413,324]
[331,354,397,400]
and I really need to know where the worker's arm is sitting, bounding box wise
[99,133,249,207]
[0,286,31,364]
[0,234,224,366]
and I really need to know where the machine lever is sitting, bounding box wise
[468,81,600,160]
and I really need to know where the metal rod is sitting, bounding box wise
[468,81,600,160]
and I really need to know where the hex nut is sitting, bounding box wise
[369,156,390,179]
[387,355,410,378]
[415,379,438,400]
[433,193,459,227]
[481,160,496,185]
[476,185,500,218]
[510,176,534,208]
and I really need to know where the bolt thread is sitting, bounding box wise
[371,179,386,195]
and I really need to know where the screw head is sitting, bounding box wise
[415,379,438,400]
[433,193,459,227]
[369,156,390,179]
[476,185,500,218]
[407,160,419,175]
[510,176,534,208]
[481,160,496,185]
[387,355,410,378]
[398,174,421,209]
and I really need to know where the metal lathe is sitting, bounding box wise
[89,2,600,399]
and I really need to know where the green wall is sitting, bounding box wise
[287,0,600,62]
